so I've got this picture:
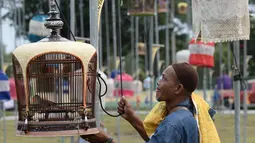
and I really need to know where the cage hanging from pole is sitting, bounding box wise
[188,38,215,68]
[13,1,98,136]
[158,0,168,13]
[127,0,156,16]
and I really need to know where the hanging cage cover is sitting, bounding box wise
[127,0,156,16]
[188,39,215,68]
[12,1,99,137]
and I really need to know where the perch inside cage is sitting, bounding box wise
[127,0,156,16]
[13,1,98,136]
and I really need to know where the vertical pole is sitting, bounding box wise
[70,0,75,41]
[228,43,231,75]
[13,0,17,49]
[18,4,22,44]
[99,17,103,69]
[0,101,6,143]
[144,17,148,74]
[111,1,119,142]
[170,0,176,63]
[154,0,159,77]
[131,16,135,75]
[22,0,25,36]
[70,1,76,142]
[135,17,139,80]
[112,0,117,70]
[219,43,223,106]
[105,0,111,77]
[0,3,3,72]
[149,17,154,109]
[233,41,240,143]
[203,68,207,101]
[89,0,99,127]
[243,40,248,143]
[79,0,84,37]
[165,0,170,66]
[117,1,122,142]
[185,0,191,45]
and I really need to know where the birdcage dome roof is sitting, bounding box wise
[13,41,96,71]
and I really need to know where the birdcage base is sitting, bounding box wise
[16,128,99,137]
[127,11,155,16]
[16,119,98,137]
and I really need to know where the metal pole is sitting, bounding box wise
[228,43,231,75]
[89,0,100,127]
[112,0,117,70]
[203,68,207,101]
[243,40,248,143]
[0,101,6,143]
[13,0,17,49]
[149,16,154,109]
[111,1,120,142]
[79,0,84,37]
[170,0,176,63]
[131,16,135,75]
[144,17,148,74]
[165,0,170,66]
[99,17,103,69]
[22,0,25,35]
[70,0,76,41]
[135,17,139,80]
[0,3,3,71]
[117,1,122,142]
[185,0,191,45]
[233,41,240,143]
[70,1,76,142]
[18,5,22,44]
[154,0,160,77]
[105,0,111,77]
[219,43,223,107]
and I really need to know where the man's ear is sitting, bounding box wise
[175,84,184,95]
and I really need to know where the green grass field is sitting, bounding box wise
[1,114,255,143]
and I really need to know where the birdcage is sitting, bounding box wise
[127,0,156,16]
[13,1,98,136]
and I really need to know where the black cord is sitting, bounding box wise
[117,0,124,97]
[97,73,120,117]
[230,44,247,90]
[54,0,76,41]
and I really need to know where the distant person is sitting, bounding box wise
[217,72,232,89]
[5,66,17,100]
[212,85,221,109]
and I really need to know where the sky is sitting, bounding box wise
[1,8,29,54]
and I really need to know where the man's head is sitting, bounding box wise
[156,62,198,102]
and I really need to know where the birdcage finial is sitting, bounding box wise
[44,0,64,37]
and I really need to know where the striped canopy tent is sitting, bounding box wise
[114,73,134,97]
[0,70,11,101]
[27,14,50,43]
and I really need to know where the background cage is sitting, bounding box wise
[127,0,156,16]
[12,1,99,136]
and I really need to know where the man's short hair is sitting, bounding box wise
[172,62,198,92]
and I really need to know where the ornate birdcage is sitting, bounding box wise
[13,1,98,136]
[127,0,156,16]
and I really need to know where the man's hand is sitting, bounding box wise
[117,97,135,121]
[81,129,114,143]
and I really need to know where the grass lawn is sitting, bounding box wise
[1,113,255,143]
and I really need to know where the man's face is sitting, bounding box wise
[156,66,180,101]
